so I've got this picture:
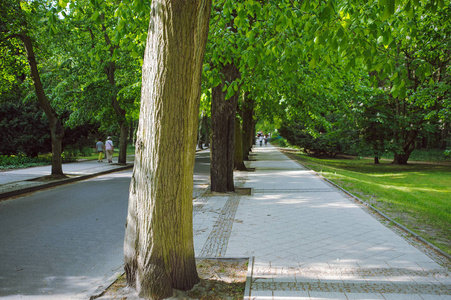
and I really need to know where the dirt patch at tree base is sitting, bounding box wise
[98,258,248,299]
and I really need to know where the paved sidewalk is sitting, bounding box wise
[0,156,134,200]
[193,145,451,299]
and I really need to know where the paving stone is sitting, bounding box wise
[192,146,451,300]
[345,292,385,299]
[272,290,310,299]
[382,293,424,299]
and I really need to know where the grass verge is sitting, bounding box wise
[283,149,451,256]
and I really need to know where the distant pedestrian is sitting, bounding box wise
[259,135,263,147]
[96,138,105,162]
[264,135,268,146]
[105,136,114,163]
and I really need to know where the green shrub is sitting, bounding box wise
[62,147,79,162]
[278,139,287,147]
[0,99,51,157]
[80,146,93,157]
[269,136,288,147]
[0,154,51,170]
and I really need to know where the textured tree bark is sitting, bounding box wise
[21,34,65,176]
[118,122,129,164]
[210,63,240,192]
[203,112,210,147]
[241,94,254,160]
[252,119,257,146]
[234,116,247,170]
[123,1,211,299]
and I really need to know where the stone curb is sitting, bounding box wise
[244,256,255,300]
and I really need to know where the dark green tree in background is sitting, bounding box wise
[0,0,65,175]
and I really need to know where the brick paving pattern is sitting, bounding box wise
[199,193,241,257]
[193,145,451,299]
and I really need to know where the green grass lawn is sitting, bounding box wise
[287,151,451,255]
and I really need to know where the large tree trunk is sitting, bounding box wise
[21,34,64,176]
[241,93,254,160]
[210,63,240,193]
[234,117,247,170]
[123,1,211,299]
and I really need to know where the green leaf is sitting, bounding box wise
[319,6,331,22]
[234,15,241,28]
[249,56,256,69]
[336,27,344,39]
[112,48,118,61]
[388,0,395,15]
[117,19,125,31]
[58,0,67,8]
[92,11,100,22]
[381,6,391,21]
[233,81,239,92]
[226,84,235,99]
[390,72,398,81]
[391,84,399,98]
[309,57,316,69]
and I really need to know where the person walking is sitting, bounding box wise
[105,136,114,163]
[96,138,105,162]
[259,134,263,147]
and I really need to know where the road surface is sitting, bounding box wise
[0,150,211,299]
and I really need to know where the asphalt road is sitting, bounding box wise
[0,150,211,299]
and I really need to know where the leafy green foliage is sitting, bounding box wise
[247,0,451,164]
[279,117,355,158]
[0,91,51,157]
[0,154,51,170]
[50,0,147,130]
